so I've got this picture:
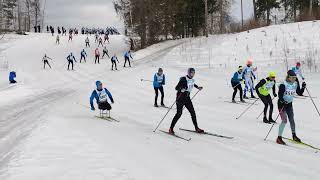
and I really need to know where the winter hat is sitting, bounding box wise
[296,62,301,67]
[96,81,102,89]
[238,66,243,71]
[246,58,253,65]
[188,68,195,75]
[269,71,276,78]
[287,70,297,77]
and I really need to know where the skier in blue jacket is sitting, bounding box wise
[90,81,114,111]
[9,71,17,84]
[153,68,166,107]
[124,50,133,67]
[231,66,245,103]
[80,49,87,63]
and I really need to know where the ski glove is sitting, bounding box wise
[302,82,306,88]
[273,93,277,97]
[181,88,186,93]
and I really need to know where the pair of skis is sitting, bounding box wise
[95,116,120,122]
[282,137,320,152]
[160,128,234,142]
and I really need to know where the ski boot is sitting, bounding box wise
[195,127,205,134]
[240,99,246,103]
[232,99,237,103]
[243,95,249,99]
[168,128,175,135]
[292,133,301,143]
[263,117,271,124]
[269,118,276,124]
[276,136,286,145]
[251,94,256,98]
[154,103,159,107]
[161,103,166,107]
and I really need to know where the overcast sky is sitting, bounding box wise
[45,0,253,31]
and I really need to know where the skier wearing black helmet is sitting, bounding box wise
[169,68,204,134]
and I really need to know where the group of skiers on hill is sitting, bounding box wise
[231,60,307,145]
[42,34,133,71]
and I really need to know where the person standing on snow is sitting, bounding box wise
[56,35,60,45]
[102,46,110,59]
[90,81,114,111]
[95,48,101,64]
[85,36,90,47]
[111,54,119,70]
[124,50,133,67]
[9,71,17,84]
[80,49,87,63]
[169,68,204,135]
[104,33,109,43]
[276,70,306,145]
[42,54,53,69]
[243,59,256,99]
[68,33,73,42]
[255,72,277,124]
[98,37,103,47]
[153,68,166,107]
[292,62,305,81]
[66,52,77,70]
[95,33,99,43]
[231,66,245,103]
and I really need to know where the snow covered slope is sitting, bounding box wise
[1,21,320,180]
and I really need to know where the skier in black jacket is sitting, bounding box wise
[169,68,204,134]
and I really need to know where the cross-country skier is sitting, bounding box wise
[104,33,109,43]
[66,52,77,70]
[95,48,100,64]
[255,71,277,124]
[95,33,99,43]
[124,50,133,67]
[169,68,204,134]
[90,81,114,111]
[292,62,305,80]
[56,35,60,45]
[153,68,166,107]
[231,66,245,103]
[68,33,73,42]
[85,36,90,47]
[42,54,53,69]
[9,71,17,84]
[111,54,119,70]
[102,46,110,59]
[80,49,87,63]
[243,59,256,99]
[276,70,306,145]
[98,37,103,47]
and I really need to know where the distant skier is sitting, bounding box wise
[90,81,114,112]
[292,62,305,80]
[66,52,77,70]
[80,49,87,63]
[153,68,166,107]
[124,50,133,67]
[95,48,100,64]
[98,37,103,47]
[104,33,109,43]
[111,54,119,70]
[102,46,110,59]
[276,70,306,145]
[169,68,204,134]
[231,66,245,103]
[95,33,99,43]
[56,35,60,44]
[255,72,277,124]
[42,54,53,69]
[85,36,90,47]
[9,71,17,84]
[243,59,256,99]
[68,33,73,42]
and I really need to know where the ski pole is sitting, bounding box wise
[264,106,285,141]
[306,87,320,119]
[153,89,201,132]
[256,97,276,119]
[236,98,259,120]
[141,79,153,82]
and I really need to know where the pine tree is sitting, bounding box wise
[256,0,280,25]
[2,0,17,29]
